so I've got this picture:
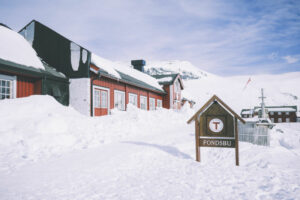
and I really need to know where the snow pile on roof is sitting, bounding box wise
[0,95,300,199]
[114,62,163,91]
[91,53,121,79]
[156,77,173,83]
[91,54,162,91]
[267,107,296,112]
[0,25,44,70]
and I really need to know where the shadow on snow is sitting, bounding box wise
[123,141,192,160]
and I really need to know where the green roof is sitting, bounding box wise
[0,57,67,81]
[97,68,165,94]
[152,74,179,85]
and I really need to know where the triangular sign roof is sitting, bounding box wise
[187,95,246,124]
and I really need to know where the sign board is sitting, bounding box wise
[187,95,246,166]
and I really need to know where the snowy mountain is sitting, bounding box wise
[144,60,212,80]
[144,60,300,114]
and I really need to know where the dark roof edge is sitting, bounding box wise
[19,20,90,52]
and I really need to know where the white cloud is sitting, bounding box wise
[1,0,300,75]
[283,56,299,64]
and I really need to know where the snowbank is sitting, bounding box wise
[0,95,191,172]
[0,96,299,199]
[0,26,44,70]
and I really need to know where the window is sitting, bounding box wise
[93,90,100,108]
[278,118,282,123]
[114,90,125,110]
[278,112,282,115]
[149,98,155,110]
[286,112,289,115]
[129,93,137,106]
[140,96,147,110]
[101,90,108,108]
[270,111,274,115]
[271,118,274,123]
[0,75,15,100]
[157,99,162,108]
[286,118,290,123]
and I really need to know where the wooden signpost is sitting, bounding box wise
[187,95,245,166]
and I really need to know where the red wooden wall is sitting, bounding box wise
[91,74,164,113]
[17,77,42,98]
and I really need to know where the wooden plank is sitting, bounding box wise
[235,117,239,166]
[195,121,200,162]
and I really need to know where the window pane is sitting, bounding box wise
[94,90,100,108]
[114,91,125,110]
[101,91,107,108]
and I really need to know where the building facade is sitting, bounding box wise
[0,24,68,105]
[18,20,186,117]
[241,106,298,123]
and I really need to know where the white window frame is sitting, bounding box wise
[128,93,138,106]
[100,90,108,108]
[149,98,155,110]
[93,89,100,108]
[0,74,17,99]
[92,85,110,116]
[157,99,162,108]
[140,95,147,110]
[114,90,125,111]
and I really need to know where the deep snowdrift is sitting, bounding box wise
[0,96,299,199]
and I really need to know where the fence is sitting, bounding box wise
[238,121,270,146]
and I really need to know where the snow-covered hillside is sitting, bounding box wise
[144,60,300,114]
[0,96,300,199]
[145,60,213,80]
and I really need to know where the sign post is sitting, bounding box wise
[187,95,245,166]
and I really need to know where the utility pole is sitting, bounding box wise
[259,88,266,118]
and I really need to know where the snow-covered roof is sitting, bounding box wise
[254,107,297,112]
[267,107,296,112]
[0,25,44,70]
[91,54,121,79]
[156,77,173,83]
[91,53,163,92]
[241,110,253,115]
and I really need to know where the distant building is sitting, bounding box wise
[152,73,184,110]
[241,106,297,123]
[181,97,195,108]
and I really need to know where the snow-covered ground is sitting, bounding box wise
[0,96,300,199]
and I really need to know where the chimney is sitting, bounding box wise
[131,60,146,72]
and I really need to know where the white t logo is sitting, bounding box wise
[209,118,224,133]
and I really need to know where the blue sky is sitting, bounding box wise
[1,0,300,76]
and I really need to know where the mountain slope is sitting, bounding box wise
[145,60,300,114]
